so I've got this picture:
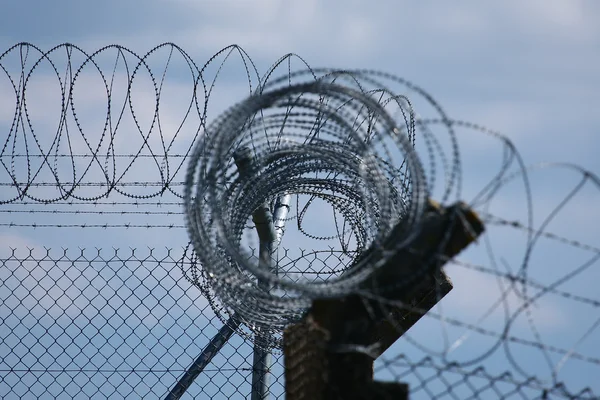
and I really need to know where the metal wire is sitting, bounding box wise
[182,73,431,335]
[1,42,599,399]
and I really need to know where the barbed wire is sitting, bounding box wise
[1,42,599,399]
[0,222,185,228]
[1,42,205,203]
[0,209,183,215]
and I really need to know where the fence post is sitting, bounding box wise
[165,150,290,400]
[283,200,485,399]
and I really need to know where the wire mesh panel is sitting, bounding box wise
[1,43,599,399]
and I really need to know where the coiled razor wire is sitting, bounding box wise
[183,74,431,331]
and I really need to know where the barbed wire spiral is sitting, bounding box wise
[1,42,599,399]
[182,70,434,332]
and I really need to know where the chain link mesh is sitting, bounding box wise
[1,246,598,399]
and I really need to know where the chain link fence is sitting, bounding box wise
[1,245,598,399]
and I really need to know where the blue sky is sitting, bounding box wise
[1,1,599,399]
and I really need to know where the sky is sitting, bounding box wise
[1,1,599,399]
